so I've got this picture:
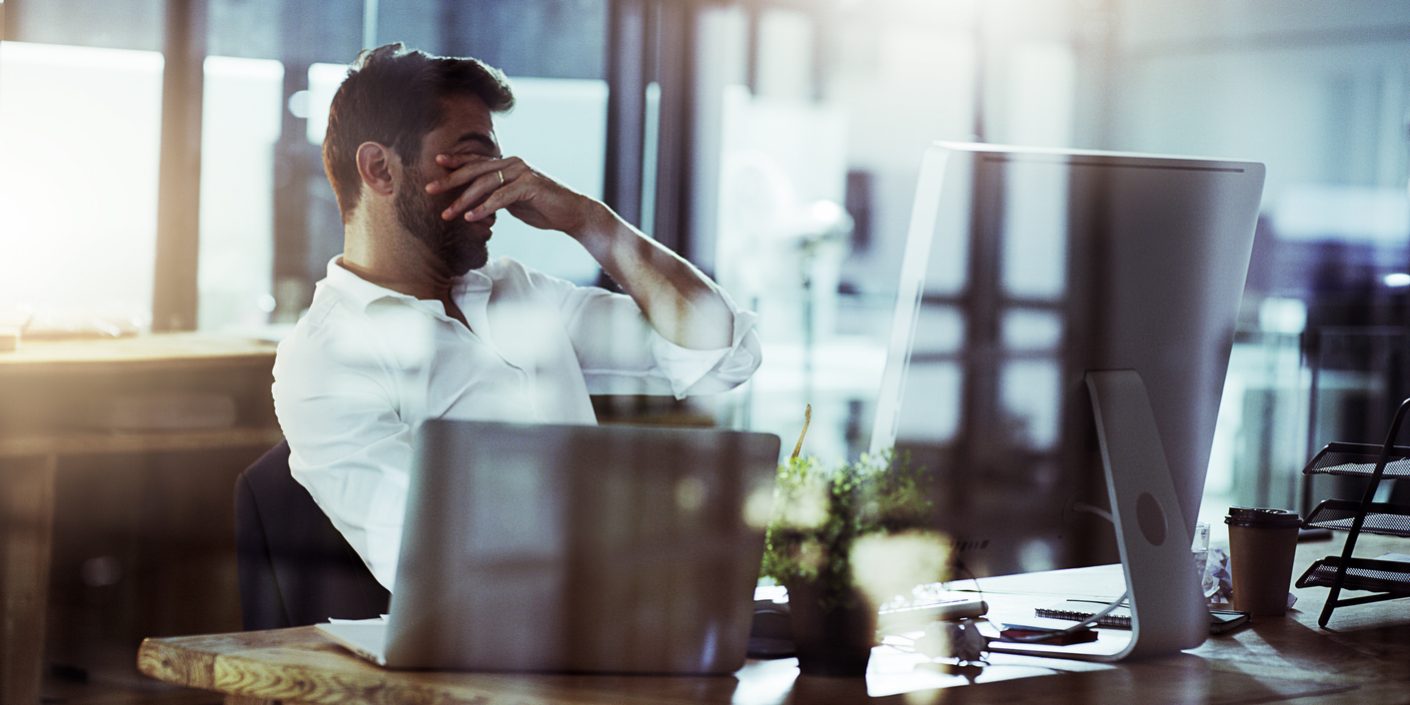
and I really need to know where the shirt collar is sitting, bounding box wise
[322,256,494,311]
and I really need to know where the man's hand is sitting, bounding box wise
[426,153,733,351]
[424,153,606,238]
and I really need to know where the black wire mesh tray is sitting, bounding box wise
[1303,499,1410,537]
[1296,556,1410,595]
[1301,442,1410,479]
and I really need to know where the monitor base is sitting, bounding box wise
[994,371,1208,662]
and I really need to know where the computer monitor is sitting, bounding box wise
[871,143,1264,582]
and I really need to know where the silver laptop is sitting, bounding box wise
[319,420,781,674]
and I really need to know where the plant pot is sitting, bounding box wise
[785,580,875,677]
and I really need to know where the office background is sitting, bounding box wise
[2,0,1409,700]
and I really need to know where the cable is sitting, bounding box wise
[947,559,986,605]
[1000,500,1127,642]
[1071,501,1113,524]
[997,590,1129,642]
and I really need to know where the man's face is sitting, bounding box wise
[394,94,501,275]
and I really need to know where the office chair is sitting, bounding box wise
[234,441,389,630]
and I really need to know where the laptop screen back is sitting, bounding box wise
[386,420,780,674]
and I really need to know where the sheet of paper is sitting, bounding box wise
[326,615,388,625]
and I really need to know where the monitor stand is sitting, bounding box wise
[989,370,1208,661]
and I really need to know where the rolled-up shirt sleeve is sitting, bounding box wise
[272,335,411,591]
[645,294,761,397]
[521,264,762,398]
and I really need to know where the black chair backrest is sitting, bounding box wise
[234,441,390,630]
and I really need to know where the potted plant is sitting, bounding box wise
[761,408,944,677]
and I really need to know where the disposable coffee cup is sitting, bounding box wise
[1225,507,1301,616]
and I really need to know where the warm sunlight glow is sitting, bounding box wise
[0,42,163,322]
[743,483,776,530]
[851,531,951,607]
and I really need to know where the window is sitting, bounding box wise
[0,42,164,329]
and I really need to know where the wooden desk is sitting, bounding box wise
[136,536,1410,704]
[0,334,282,705]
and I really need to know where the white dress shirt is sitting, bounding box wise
[272,256,761,590]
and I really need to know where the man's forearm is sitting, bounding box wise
[573,201,734,350]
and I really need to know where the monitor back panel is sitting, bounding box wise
[872,143,1264,578]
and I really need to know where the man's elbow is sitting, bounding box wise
[715,328,764,390]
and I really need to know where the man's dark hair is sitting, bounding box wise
[323,43,515,222]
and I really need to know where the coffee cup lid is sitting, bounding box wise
[1224,507,1301,528]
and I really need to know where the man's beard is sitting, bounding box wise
[395,164,491,275]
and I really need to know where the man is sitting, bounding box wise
[272,44,761,590]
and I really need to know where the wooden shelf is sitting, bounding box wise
[0,427,283,459]
[0,332,282,705]
[0,333,276,377]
